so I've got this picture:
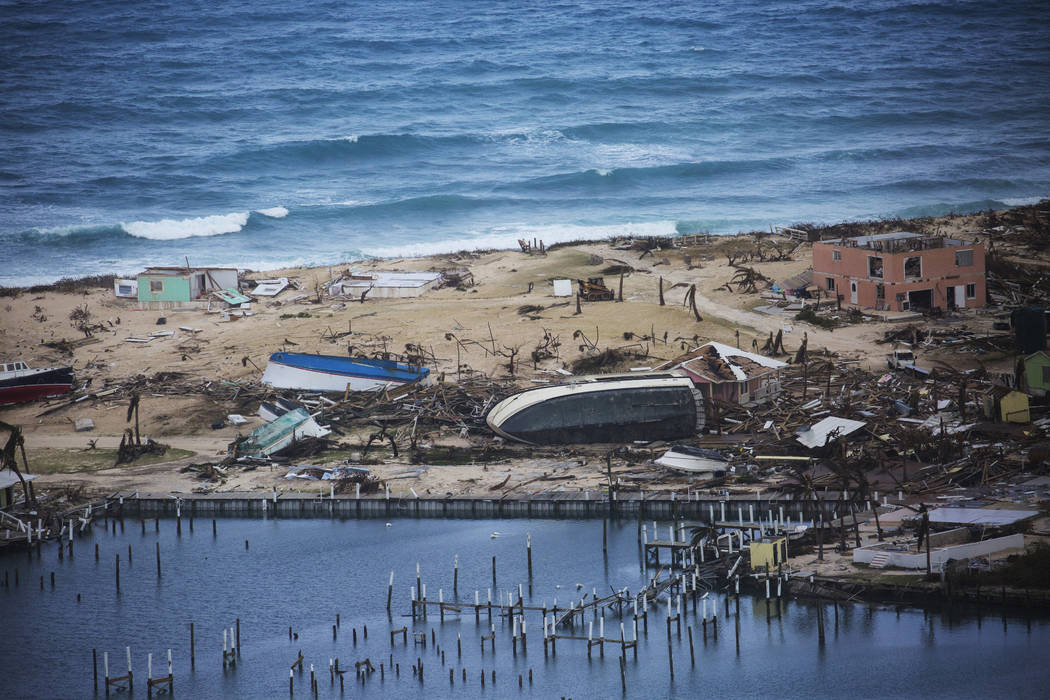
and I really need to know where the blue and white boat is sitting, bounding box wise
[261,352,431,393]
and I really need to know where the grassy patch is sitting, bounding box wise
[853,571,927,586]
[24,447,196,474]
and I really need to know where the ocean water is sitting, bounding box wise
[1,516,1047,699]
[2,0,1049,285]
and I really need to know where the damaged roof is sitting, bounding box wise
[796,416,867,449]
[659,341,787,383]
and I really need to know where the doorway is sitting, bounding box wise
[908,288,933,312]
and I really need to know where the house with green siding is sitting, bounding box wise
[135,266,239,308]
[1022,351,1050,396]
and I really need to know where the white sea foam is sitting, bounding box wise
[489,127,567,146]
[296,199,374,208]
[122,212,250,240]
[361,220,678,259]
[589,142,689,167]
[1000,196,1047,207]
[593,168,613,177]
[256,206,289,218]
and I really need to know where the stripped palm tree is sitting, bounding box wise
[0,421,36,506]
[848,450,885,542]
[779,466,825,561]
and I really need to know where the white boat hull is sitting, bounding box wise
[262,361,405,393]
[654,449,728,474]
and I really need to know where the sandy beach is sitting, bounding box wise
[1,208,1009,506]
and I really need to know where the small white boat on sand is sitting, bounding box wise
[654,445,728,474]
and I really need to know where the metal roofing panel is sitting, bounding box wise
[796,416,867,448]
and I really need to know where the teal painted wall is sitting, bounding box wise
[137,275,190,302]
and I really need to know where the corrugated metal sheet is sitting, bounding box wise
[796,416,866,448]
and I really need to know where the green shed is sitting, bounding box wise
[1023,351,1050,396]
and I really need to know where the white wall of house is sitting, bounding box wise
[188,269,238,298]
[853,533,1024,571]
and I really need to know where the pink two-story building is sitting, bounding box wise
[812,232,985,312]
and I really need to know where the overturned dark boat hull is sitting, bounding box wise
[0,366,74,406]
[486,374,703,445]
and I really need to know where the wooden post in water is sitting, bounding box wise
[387,571,394,612]
[491,555,497,589]
[454,555,459,596]
[190,622,195,669]
[416,562,422,617]
[115,554,120,594]
[527,534,533,578]
[667,616,675,680]
[212,519,216,537]
[155,542,161,578]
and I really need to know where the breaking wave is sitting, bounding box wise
[122,212,250,240]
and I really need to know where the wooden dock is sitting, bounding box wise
[114,490,868,522]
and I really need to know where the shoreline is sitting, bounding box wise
[3,203,1042,291]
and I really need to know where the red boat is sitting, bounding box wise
[0,360,74,405]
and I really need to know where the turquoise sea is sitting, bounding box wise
[2,0,1049,285]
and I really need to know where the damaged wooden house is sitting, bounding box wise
[655,341,788,406]
[130,265,245,309]
[325,270,443,299]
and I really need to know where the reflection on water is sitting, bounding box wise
[2,516,1046,699]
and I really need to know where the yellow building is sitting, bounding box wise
[983,387,1030,423]
[750,536,788,571]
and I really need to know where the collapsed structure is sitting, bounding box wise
[656,341,788,406]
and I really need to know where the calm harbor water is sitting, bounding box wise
[1,516,1047,699]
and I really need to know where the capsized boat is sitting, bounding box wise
[485,373,705,445]
[0,360,73,405]
[261,352,430,393]
[238,408,331,458]
[654,445,728,474]
[258,397,305,422]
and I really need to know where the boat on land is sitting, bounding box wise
[654,445,728,474]
[485,373,704,445]
[0,360,73,405]
[258,396,305,422]
[238,408,331,458]
[261,352,430,393]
